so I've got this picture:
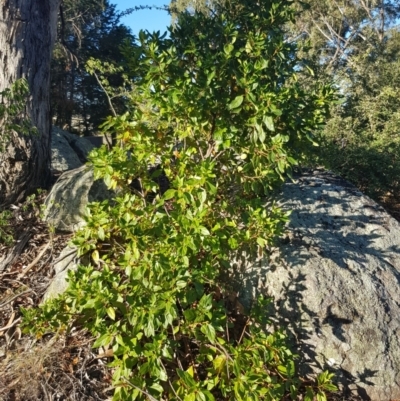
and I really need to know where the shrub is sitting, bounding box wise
[0,78,37,152]
[23,1,337,400]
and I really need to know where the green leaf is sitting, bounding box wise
[287,360,295,377]
[201,323,216,343]
[196,391,207,401]
[144,318,155,337]
[263,115,275,132]
[224,44,234,55]
[163,189,176,200]
[228,95,244,110]
[177,369,197,388]
[93,333,113,348]
[213,355,226,373]
[149,382,164,393]
[270,104,282,116]
[106,307,116,320]
[256,237,266,247]
[206,181,217,195]
[277,159,285,174]
[199,190,206,204]
[228,237,238,249]
[176,280,188,289]
[199,294,212,311]
[323,383,338,391]
[258,126,266,143]
[92,250,100,264]
[207,70,216,85]
[185,394,196,401]
[277,365,287,375]
[199,226,210,236]
[98,226,105,241]
[233,359,241,377]
[304,387,315,401]
[184,309,197,322]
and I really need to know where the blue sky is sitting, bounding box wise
[111,0,172,36]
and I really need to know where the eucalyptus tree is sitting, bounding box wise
[0,0,130,207]
[291,0,400,73]
[0,0,61,207]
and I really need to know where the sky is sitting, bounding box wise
[111,0,172,36]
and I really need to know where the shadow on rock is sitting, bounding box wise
[230,169,400,401]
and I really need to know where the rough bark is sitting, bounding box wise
[0,0,61,207]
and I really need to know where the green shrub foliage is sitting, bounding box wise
[0,78,37,152]
[23,1,337,400]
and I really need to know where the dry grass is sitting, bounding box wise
[0,333,113,401]
[0,338,64,401]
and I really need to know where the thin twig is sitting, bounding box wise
[0,317,21,332]
[17,241,51,279]
[195,138,205,161]
[225,314,230,343]
[238,318,250,344]
[0,289,32,309]
[159,360,183,401]
[0,311,16,337]
[40,381,53,401]
[121,378,159,401]
[0,231,31,273]
[92,71,117,118]
[163,204,171,217]
[51,246,77,266]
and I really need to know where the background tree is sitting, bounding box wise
[0,0,61,207]
[291,0,400,73]
[0,0,133,208]
[289,0,400,215]
[51,0,134,134]
[169,0,220,17]
[317,29,400,217]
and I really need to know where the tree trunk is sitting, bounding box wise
[0,0,61,207]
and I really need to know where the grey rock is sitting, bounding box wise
[51,128,82,171]
[85,135,110,148]
[67,135,96,164]
[235,170,400,401]
[43,246,78,302]
[51,127,97,172]
[43,165,113,233]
